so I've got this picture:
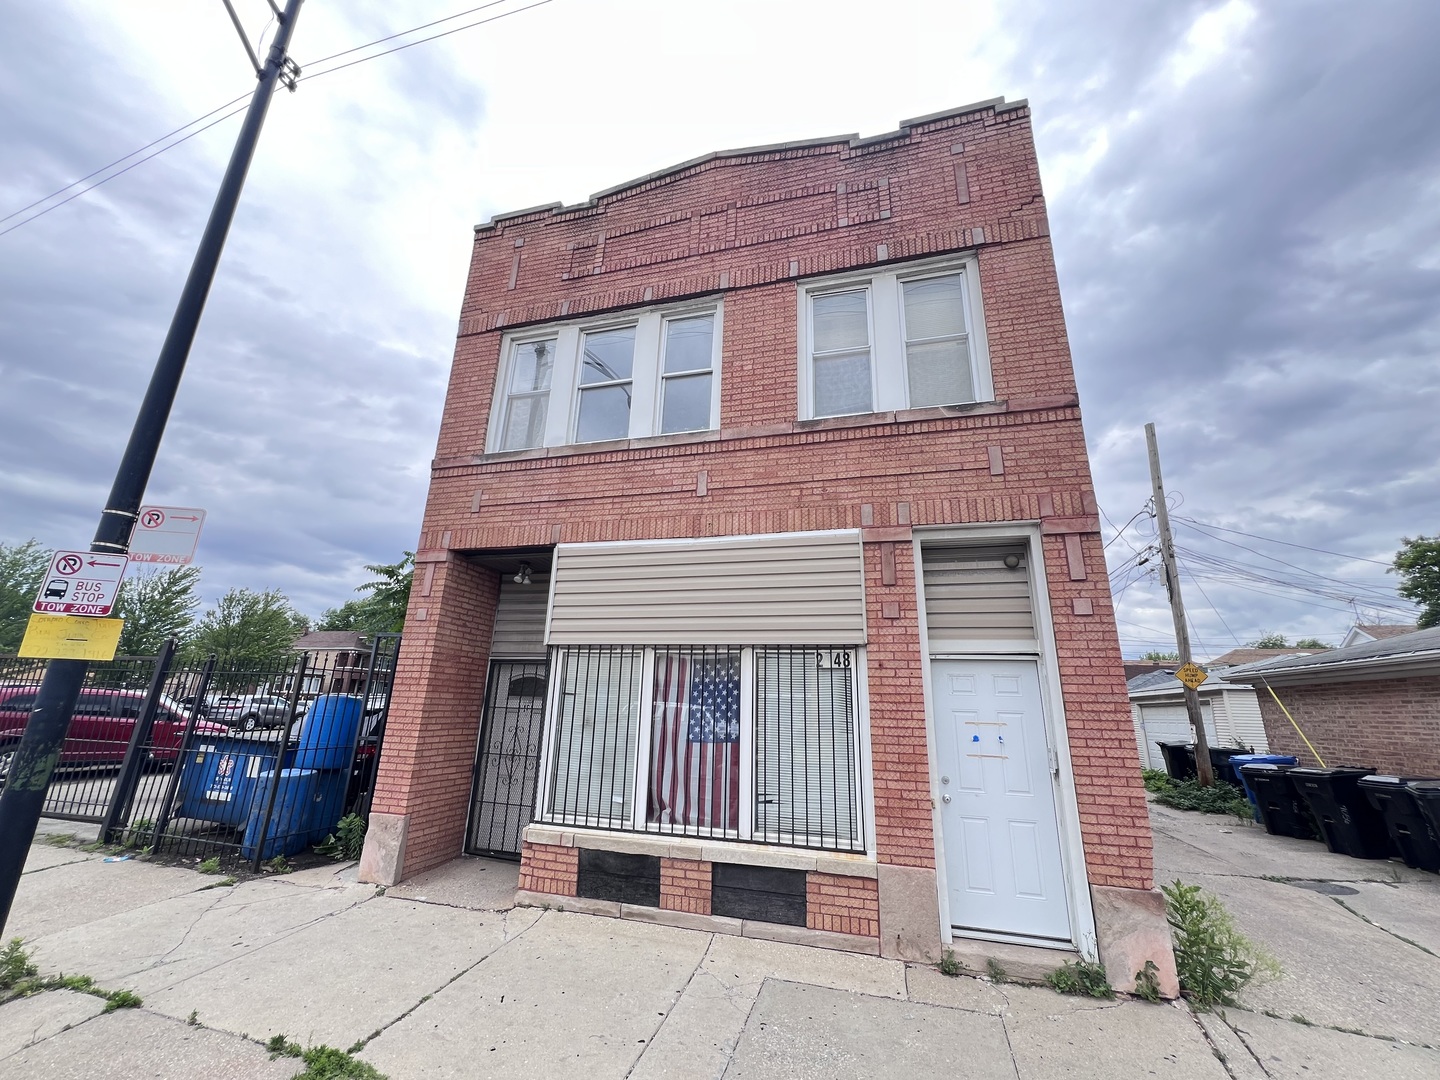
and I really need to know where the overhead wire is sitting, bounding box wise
[1174,516,1394,567]
[0,0,557,237]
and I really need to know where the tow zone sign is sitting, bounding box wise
[129,505,206,565]
[33,550,128,617]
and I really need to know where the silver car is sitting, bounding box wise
[210,694,294,732]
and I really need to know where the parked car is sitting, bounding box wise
[0,686,229,782]
[207,694,294,731]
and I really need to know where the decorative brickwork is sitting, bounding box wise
[1256,676,1440,777]
[659,857,712,914]
[807,872,880,938]
[518,841,579,896]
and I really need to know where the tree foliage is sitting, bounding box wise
[183,587,308,672]
[0,540,51,652]
[114,566,201,656]
[1391,535,1440,630]
[1248,632,1289,648]
[1293,637,1331,649]
[319,552,414,635]
[1140,650,1180,661]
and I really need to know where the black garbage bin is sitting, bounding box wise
[1239,764,1318,840]
[1358,775,1440,872]
[1158,741,1196,781]
[1289,767,1393,859]
[1405,781,1440,871]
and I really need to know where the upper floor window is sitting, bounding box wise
[490,302,722,452]
[799,257,991,420]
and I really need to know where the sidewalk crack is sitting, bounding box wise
[625,933,717,1079]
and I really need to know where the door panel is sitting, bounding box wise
[466,660,548,858]
[934,658,1071,941]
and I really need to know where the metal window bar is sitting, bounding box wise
[466,659,549,858]
[537,644,864,854]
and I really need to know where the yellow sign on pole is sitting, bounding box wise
[1175,662,1209,691]
[17,614,124,661]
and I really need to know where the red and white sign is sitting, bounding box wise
[33,550,129,616]
[129,505,206,565]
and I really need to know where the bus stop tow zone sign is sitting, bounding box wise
[18,614,124,661]
[33,550,128,616]
[129,505,206,565]
[1175,662,1209,691]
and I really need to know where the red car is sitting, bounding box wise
[0,686,229,782]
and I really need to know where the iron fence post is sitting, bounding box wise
[357,634,400,820]
[98,640,176,844]
[149,654,218,853]
[252,653,308,871]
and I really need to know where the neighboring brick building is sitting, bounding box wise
[359,98,1176,993]
[1226,627,1440,776]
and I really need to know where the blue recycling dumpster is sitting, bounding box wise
[1228,754,1299,820]
[241,769,323,861]
[292,695,365,771]
[175,734,283,829]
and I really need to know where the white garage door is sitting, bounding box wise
[1137,703,1216,771]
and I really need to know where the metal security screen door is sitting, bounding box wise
[466,660,548,858]
[933,658,1071,942]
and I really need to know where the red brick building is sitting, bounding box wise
[359,99,1176,992]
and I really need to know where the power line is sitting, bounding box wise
[295,0,555,84]
[0,0,557,238]
[0,102,254,240]
[0,92,253,228]
[1174,516,1394,567]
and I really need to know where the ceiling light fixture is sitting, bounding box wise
[513,562,532,585]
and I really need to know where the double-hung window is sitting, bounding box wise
[799,257,991,419]
[540,644,866,853]
[490,302,722,452]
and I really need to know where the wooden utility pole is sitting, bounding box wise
[1145,422,1215,785]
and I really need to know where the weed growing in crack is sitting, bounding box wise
[187,1010,200,1026]
[1133,960,1162,1002]
[102,989,142,1013]
[197,876,237,892]
[42,833,78,847]
[1045,960,1114,999]
[937,947,962,977]
[986,957,1009,984]
[0,939,142,1010]
[295,1044,387,1079]
[265,855,293,875]
[197,857,222,875]
[267,1034,304,1059]
[1164,880,1279,1010]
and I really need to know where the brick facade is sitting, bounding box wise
[1256,676,1440,777]
[365,100,1157,950]
[807,873,881,938]
[659,857,712,915]
[518,842,579,896]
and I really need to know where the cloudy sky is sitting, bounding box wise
[2,0,1436,656]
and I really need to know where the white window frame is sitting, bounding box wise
[535,643,869,853]
[796,254,992,420]
[487,300,723,452]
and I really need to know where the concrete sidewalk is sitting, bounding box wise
[2,808,1438,1079]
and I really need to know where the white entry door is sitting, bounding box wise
[933,658,1071,942]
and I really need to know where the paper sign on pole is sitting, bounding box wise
[129,506,206,565]
[32,551,128,616]
[18,614,124,661]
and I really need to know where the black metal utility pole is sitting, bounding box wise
[0,0,305,935]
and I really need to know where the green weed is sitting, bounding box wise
[1045,959,1114,999]
[197,856,222,875]
[937,947,962,977]
[1163,880,1280,1009]
[1133,960,1162,1002]
[986,957,1009,984]
[314,814,368,862]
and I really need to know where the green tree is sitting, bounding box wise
[349,552,413,634]
[1391,535,1440,629]
[1293,638,1332,649]
[0,539,51,652]
[114,566,201,655]
[184,587,309,672]
[1140,650,1180,661]
[315,595,393,635]
[1248,632,1288,648]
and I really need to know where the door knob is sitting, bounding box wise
[942,794,952,804]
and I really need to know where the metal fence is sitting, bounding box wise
[0,635,399,868]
